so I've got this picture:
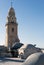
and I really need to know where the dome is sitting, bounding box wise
[8,7,15,16]
[22,53,44,65]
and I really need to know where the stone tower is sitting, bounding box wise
[5,7,20,48]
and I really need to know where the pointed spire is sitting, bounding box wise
[11,0,13,7]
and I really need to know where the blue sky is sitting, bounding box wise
[0,0,44,48]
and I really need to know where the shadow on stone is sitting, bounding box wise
[0,57,24,63]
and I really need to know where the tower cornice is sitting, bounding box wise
[5,22,18,26]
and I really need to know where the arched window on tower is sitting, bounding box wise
[12,28,14,32]
[11,16,14,23]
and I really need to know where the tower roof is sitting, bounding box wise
[8,7,15,17]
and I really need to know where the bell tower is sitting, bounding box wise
[5,7,20,48]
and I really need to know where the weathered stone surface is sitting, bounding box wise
[22,53,44,65]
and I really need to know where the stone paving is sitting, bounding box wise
[0,57,24,65]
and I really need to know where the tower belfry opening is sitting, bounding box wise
[5,4,20,48]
